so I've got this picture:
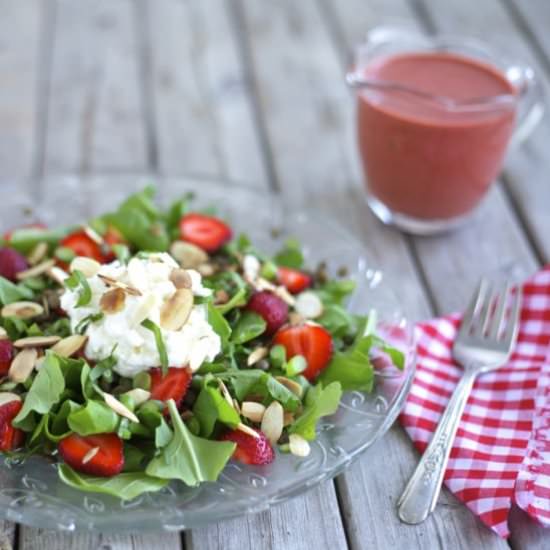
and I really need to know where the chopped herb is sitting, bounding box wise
[75,312,104,334]
[65,269,92,307]
[141,319,168,375]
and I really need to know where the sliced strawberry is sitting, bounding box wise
[0,340,15,377]
[0,399,25,451]
[0,247,29,281]
[273,324,333,381]
[58,433,124,477]
[149,367,192,408]
[179,213,232,252]
[3,223,47,242]
[220,428,274,465]
[60,231,105,264]
[277,267,312,294]
[246,291,288,335]
[103,225,126,247]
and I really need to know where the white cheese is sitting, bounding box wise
[60,254,220,377]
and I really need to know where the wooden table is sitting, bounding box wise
[1,1,548,548]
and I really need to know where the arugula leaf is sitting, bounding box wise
[164,193,193,239]
[318,350,374,392]
[67,400,120,436]
[215,288,247,315]
[55,246,76,263]
[317,304,356,338]
[231,311,266,344]
[7,226,74,254]
[354,334,405,370]
[146,400,236,486]
[138,401,173,448]
[112,243,131,264]
[75,312,104,334]
[274,238,304,269]
[65,270,92,307]
[317,279,356,306]
[44,318,72,338]
[13,353,65,430]
[0,276,34,305]
[141,319,168,375]
[49,400,81,440]
[207,302,231,346]
[192,384,240,437]
[289,382,342,441]
[58,464,168,500]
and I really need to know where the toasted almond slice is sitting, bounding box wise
[47,266,69,285]
[275,376,304,398]
[254,277,296,306]
[295,291,323,319]
[233,398,241,415]
[83,225,104,245]
[130,294,157,327]
[236,422,260,439]
[247,346,268,367]
[51,334,87,358]
[103,392,140,423]
[288,312,305,326]
[98,274,142,296]
[27,242,49,265]
[8,348,38,383]
[160,288,193,331]
[100,287,126,314]
[169,241,208,269]
[81,446,100,465]
[289,433,311,457]
[122,388,151,407]
[0,327,7,340]
[241,401,266,423]
[13,335,61,348]
[1,301,44,320]
[218,380,235,409]
[15,259,56,281]
[197,263,215,277]
[169,268,192,289]
[283,411,294,427]
[261,401,284,445]
[0,392,22,407]
[70,256,101,278]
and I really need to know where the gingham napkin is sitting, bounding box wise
[400,266,550,537]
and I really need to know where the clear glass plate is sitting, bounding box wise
[0,176,415,533]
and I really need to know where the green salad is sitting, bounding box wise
[0,186,404,500]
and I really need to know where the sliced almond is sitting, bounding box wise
[288,312,305,326]
[47,266,69,285]
[169,268,192,289]
[218,380,235,410]
[289,433,311,457]
[83,225,104,245]
[13,335,61,348]
[81,446,100,465]
[0,327,7,340]
[295,291,323,319]
[122,388,151,407]
[247,346,268,367]
[50,334,87,358]
[241,401,266,423]
[103,392,140,423]
[130,294,157,327]
[169,241,208,269]
[261,401,284,445]
[8,348,38,383]
[98,274,142,297]
[159,288,193,331]
[1,301,44,320]
[275,376,304,398]
[283,411,294,427]
[100,287,126,315]
[70,256,101,278]
[233,398,241,414]
[254,277,296,306]
[236,422,260,439]
[15,259,56,281]
[0,392,22,407]
[27,242,49,265]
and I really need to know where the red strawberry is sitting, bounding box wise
[3,222,47,242]
[58,433,124,477]
[273,324,333,381]
[247,291,288,335]
[60,231,105,264]
[0,399,25,451]
[277,267,312,294]
[220,428,274,465]
[150,367,192,407]
[0,340,14,376]
[179,213,232,252]
[102,225,127,262]
[0,247,29,281]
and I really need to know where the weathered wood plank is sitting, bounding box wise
[42,0,148,174]
[146,0,267,185]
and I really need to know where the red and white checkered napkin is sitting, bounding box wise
[400,266,550,537]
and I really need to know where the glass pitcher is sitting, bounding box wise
[347,26,544,235]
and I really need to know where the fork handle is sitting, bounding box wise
[397,369,477,524]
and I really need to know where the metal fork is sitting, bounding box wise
[397,279,522,524]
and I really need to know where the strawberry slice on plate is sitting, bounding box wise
[273,324,333,381]
[60,230,105,263]
[149,367,192,407]
[0,340,15,377]
[58,433,124,477]
[220,428,274,465]
[0,398,25,451]
[277,266,312,294]
[179,213,232,252]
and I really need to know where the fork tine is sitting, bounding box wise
[457,278,489,338]
[503,286,522,349]
[477,283,496,336]
[488,283,511,339]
